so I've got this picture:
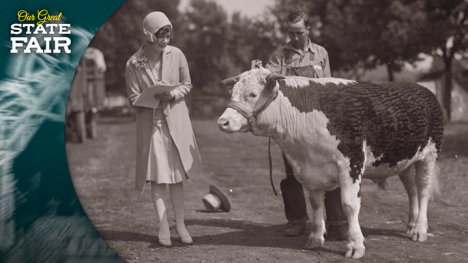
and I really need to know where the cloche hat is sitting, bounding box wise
[143,11,172,43]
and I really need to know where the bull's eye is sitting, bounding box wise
[249,93,257,98]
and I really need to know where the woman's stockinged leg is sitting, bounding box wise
[151,182,171,243]
[169,182,193,244]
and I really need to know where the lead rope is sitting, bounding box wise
[251,61,278,196]
[268,137,278,196]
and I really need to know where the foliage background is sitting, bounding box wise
[89,0,468,120]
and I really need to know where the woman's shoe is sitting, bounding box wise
[176,229,193,245]
[158,232,172,247]
[158,236,172,246]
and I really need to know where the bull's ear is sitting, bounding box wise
[220,75,240,89]
[265,73,286,93]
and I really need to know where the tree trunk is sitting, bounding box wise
[443,56,453,122]
[386,63,394,81]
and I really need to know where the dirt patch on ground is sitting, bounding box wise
[66,119,468,263]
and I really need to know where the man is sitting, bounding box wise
[264,11,348,239]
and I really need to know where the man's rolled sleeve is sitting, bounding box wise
[265,47,283,74]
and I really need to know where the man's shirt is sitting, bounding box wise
[266,39,331,78]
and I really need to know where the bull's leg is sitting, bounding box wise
[339,165,365,259]
[412,156,436,242]
[305,190,326,248]
[398,166,419,235]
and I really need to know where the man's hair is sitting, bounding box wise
[287,11,310,28]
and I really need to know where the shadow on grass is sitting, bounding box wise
[99,230,155,243]
[361,227,408,240]
[98,218,410,257]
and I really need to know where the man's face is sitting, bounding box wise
[287,19,310,50]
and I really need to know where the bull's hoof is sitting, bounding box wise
[411,224,428,242]
[305,235,324,249]
[412,230,427,242]
[406,226,414,235]
[345,240,365,259]
[406,223,416,235]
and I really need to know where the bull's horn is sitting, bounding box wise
[220,75,240,88]
[265,73,286,93]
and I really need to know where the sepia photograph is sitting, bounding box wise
[0,1,126,262]
[2,0,467,262]
[65,0,468,262]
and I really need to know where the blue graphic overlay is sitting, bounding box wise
[0,1,125,262]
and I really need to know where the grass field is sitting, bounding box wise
[66,118,468,263]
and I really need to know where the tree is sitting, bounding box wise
[229,12,282,71]
[272,0,468,120]
[271,0,431,81]
[183,0,280,95]
[89,0,281,99]
[423,0,468,121]
[183,0,233,95]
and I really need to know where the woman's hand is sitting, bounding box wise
[156,80,170,85]
[154,91,174,101]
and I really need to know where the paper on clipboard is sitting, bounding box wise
[133,84,178,108]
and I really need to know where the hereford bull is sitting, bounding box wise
[217,68,443,259]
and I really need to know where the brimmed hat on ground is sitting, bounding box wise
[202,185,231,212]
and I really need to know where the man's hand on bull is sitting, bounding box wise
[254,59,263,69]
[154,91,175,101]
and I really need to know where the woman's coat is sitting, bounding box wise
[125,44,203,192]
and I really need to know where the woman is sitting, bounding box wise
[125,11,203,246]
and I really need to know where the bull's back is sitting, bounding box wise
[315,81,443,177]
[366,82,442,164]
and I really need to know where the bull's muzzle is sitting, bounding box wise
[217,117,230,130]
[217,108,248,133]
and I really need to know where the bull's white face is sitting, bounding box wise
[218,69,272,133]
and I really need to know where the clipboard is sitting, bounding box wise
[133,84,178,108]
